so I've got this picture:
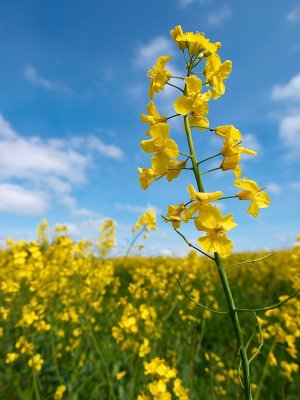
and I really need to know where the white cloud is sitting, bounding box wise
[135,37,175,69]
[0,183,49,215]
[266,182,281,194]
[286,5,300,22]
[115,202,161,215]
[208,6,232,26]
[24,65,73,94]
[289,181,300,190]
[0,113,124,216]
[87,136,124,160]
[279,113,300,159]
[271,74,300,102]
[178,0,212,7]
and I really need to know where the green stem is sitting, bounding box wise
[197,152,222,164]
[166,113,180,120]
[174,228,214,260]
[219,195,238,200]
[32,370,41,400]
[226,251,278,272]
[181,56,253,400]
[235,288,300,312]
[184,116,204,192]
[253,337,277,400]
[200,167,221,176]
[166,81,184,92]
[86,319,117,400]
[214,253,253,400]
[119,226,146,267]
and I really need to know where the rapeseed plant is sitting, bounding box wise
[137,24,299,399]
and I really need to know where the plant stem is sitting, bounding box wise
[32,370,41,400]
[182,58,253,400]
[214,253,253,400]
[253,337,277,400]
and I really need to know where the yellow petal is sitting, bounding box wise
[140,138,156,153]
[164,138,179,158]
[174,96,194,115]
[255,191,270,208]
[185,76,202,96]
[213,235,233,258]
[149,123,170,140]
[198,206,222,230]
[221,214,237,231]
[151,152,169,174]
[247,200,259,217]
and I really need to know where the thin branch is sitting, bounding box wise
[166,113,180,120]
[174,228,215,260]
[197,152,222,165]
[200,167,221,176]
[171,76,185,80]
[176,277,228,315]
[236,288,300,313]
[219,195,239,201]
[249,312,264,364]
[179,151,192,158]
[226,251,278,272]
[166,81,184,92]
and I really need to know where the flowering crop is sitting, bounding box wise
[0,219,299,399]
[137,25,299,399]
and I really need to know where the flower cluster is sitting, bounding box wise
[138,25,270,258]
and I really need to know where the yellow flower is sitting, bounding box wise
[183,184,223,223]
[217,125,256,177]
[164,203,186,229]
[115,371,127,381]
[140,123,179,174]
[5,352,19,364]
[148,379,167,396]
[132,210,157,232]
[54,385,67,400]
[174,76,208,117]
[140,102,166,134]
[139,338,151,358]
[173,378,190,400]
[195,206,237,258]
[170,25,185,50]
[28,353,44,372]
[138,167,156,189]
[234,178,270,217]
[147,56,172,99]
[138,160,186,190]
[203,53,232,99]
[175,32,218,56]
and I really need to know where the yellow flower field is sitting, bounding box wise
[0,219,299,399]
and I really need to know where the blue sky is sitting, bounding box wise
[0,0,300,255]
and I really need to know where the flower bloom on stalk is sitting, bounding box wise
[170,25,185,50]
[140,123,179,174]
[195,206,237,258]
[164,203,187,228]
[138,159,186,190]
[54,385,67,400]
[28,353,44,372]
[203,53,232,99]
[215,125,256,177]
[147,56,172,99]
[132,210,157,232]
[183,184,223,223]
[175,31,218,56]
[140,102,166,135]
[174,76,208,117]
[234,178,270,217]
